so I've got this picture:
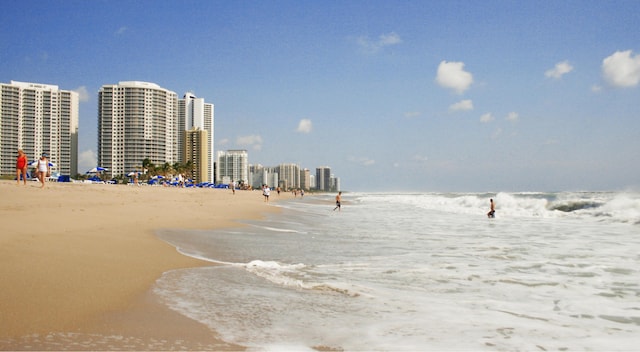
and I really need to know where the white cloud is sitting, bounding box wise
[348,156,375,166]
[404,111,421,118]
[217,138,229,146]
[78,149,97,173]
[602,50,640,87]
[296,119,312,134]
[480,113,494,123]
[116,26,127,35]
[449,99,474,112]
[545,60,574,79]
[436,60,473,94]
[73,86,90,102]
[358,32,402,53]
[506,112,519,122]
[237,134,263,151]
[591,84,602,93]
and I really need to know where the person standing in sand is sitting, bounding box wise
[16,149,28,185]
[36,153,50,189]
[333,191,342,211]
[487,198,495,218]
[263,185,270,202]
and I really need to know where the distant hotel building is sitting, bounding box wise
[316,166,332,191]
[178,93,214,182]
[0,81,78,176]
[277,163,300,190]
[248,163,278,189]
[216,149,248,184]
[300,168,311,190]
[182,128,208,183]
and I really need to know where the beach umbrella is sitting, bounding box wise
[151,175,164,180]
[126,171,139,176]
[87,166,108,173]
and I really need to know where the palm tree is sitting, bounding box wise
[142,158,156,177]
[161,162,172,176]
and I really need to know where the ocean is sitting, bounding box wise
[154,191,640,351]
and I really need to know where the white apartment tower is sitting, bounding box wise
[0,81,78,176]
[277,163,300,190]
[216,149,248,184]
[98,81,178,177]
[178,93,214,182]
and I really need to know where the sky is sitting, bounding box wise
[1,0,639,192]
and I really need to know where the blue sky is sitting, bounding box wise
[2,0,638,192]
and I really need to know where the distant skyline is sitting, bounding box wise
[2,1,638,192]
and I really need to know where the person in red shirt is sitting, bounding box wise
[16,149,28,185]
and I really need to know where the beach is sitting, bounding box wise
[0,180,281,350]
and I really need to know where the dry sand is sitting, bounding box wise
[0,180,282,350]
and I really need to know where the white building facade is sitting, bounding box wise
[98,81,179,177]
[0,81,79,176]
[248,164,278,189]
[216,149,248,184]
[178,93,214,182]
[277,163,300,190]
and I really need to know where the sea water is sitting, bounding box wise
[154,192,640,351]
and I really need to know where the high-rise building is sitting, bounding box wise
[300,168,311,190]
[182,128,208,184]
[178,93,214,182]
[331,175,341,192]
[316,166,332,191]
[0,81,78,177]
[248,164,278,189]
[216,149,248,184]
[98,81,178,177]
[277,163,300,190]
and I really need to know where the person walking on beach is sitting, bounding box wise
[36,153,50,189]
[263,185,270,202]
[487,198,495,218]
[16,149,28,185]
[333,191,342,211]
[230,180,236,194]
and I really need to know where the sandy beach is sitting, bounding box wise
[0,180,282,350]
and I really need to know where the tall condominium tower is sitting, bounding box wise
[182,128,208,184]
[248,164,278,189]
[300,168,311,191]
[277,163,300,190]
[98,81,178,177]
[216,149,248,184]
[316,166,332,191]
[0,81,78,176]
[178,93,214,182]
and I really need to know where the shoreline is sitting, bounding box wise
[0,180,284,350]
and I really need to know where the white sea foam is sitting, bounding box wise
[154,191,640,351]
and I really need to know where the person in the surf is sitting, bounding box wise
[487,198,495,218]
